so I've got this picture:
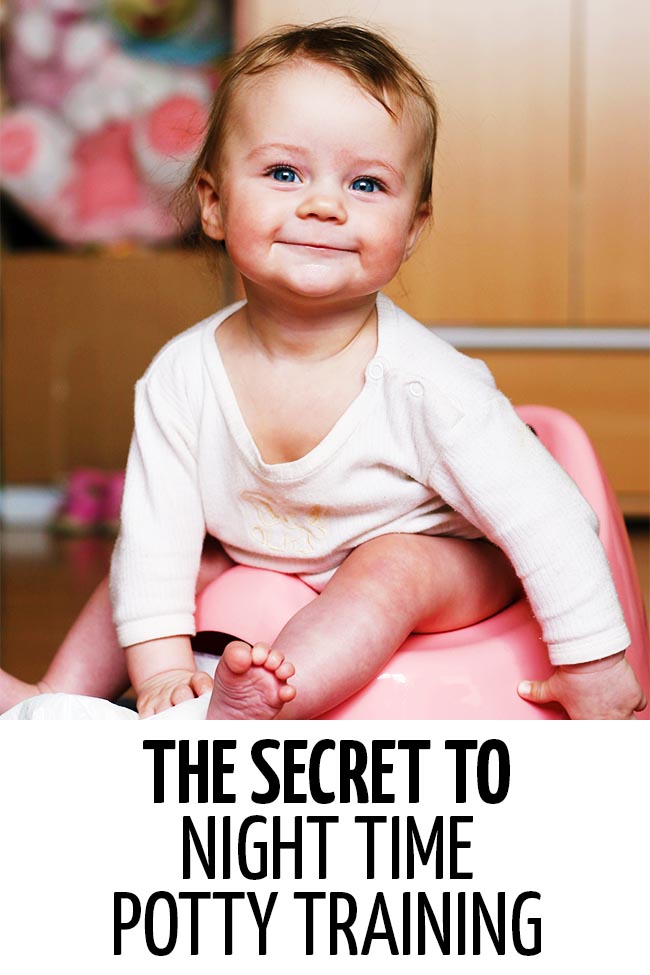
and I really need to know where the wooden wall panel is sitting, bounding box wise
[1,251,226,482]
[581,0,650,324]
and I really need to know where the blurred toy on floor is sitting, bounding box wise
[52,468,124,535]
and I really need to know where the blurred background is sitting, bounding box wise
[1,0,648,683]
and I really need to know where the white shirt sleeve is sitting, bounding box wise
[110,366,206,648]
[426,393,631,665]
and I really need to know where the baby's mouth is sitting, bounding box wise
[276,241,353,253]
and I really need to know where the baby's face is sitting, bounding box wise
[198,60,429,305]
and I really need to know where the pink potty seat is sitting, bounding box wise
[194,406,650,719]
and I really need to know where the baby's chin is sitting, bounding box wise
[240,262,382,308]
[274,266,378,304]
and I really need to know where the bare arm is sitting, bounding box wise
[126,635,212,718]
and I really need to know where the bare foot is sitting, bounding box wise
[0,670,46,714]
[206,641,296,720]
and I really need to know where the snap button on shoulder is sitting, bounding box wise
[408,381,424,397]
[366,359,384,380]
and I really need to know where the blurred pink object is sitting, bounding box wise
[195,406,650,719]
[0,93,209,245]
[52,468,108,534]
[3,0,103,111]
[52,468,124,534]
[0,1,213,244]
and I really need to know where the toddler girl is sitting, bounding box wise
[1,23,645,720]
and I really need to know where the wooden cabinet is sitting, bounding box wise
[1,250,226,482]
[581,0,649,323]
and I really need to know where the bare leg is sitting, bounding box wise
[0,536,234,713]
[207,533,521,720]
[0,575,126,712]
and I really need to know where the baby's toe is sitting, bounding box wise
[263,649,285,672]
[223,640,254,674]
[251,642,272,666]
[278,684,297,703]
[275,660,295,681]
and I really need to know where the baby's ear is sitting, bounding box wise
[404,202,431,260]
[196,171,224,241]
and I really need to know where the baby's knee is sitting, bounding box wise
[350,532,446,577]
[340,533,436,602]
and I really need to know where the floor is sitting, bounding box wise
[1,524,648,687]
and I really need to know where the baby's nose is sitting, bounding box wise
[296,191,347,223]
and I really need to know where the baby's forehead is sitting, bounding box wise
[233,57,401,116]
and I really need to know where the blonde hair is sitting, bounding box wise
[180,21,439,241]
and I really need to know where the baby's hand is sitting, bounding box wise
[136,668,213,718]
[518,651,647,720]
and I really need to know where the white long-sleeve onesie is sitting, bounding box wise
[110,293,630,664]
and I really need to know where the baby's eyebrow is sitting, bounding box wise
[246,143,306,160]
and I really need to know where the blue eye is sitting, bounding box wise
[269,166,299,183]
[351,177,382,193]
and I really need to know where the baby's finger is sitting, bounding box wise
[190,672,214,696]
[171,683,195,706]
[517,679,556,706]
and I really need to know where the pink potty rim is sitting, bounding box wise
[193,565,317,650]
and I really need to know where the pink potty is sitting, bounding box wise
[194,406,650,719]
